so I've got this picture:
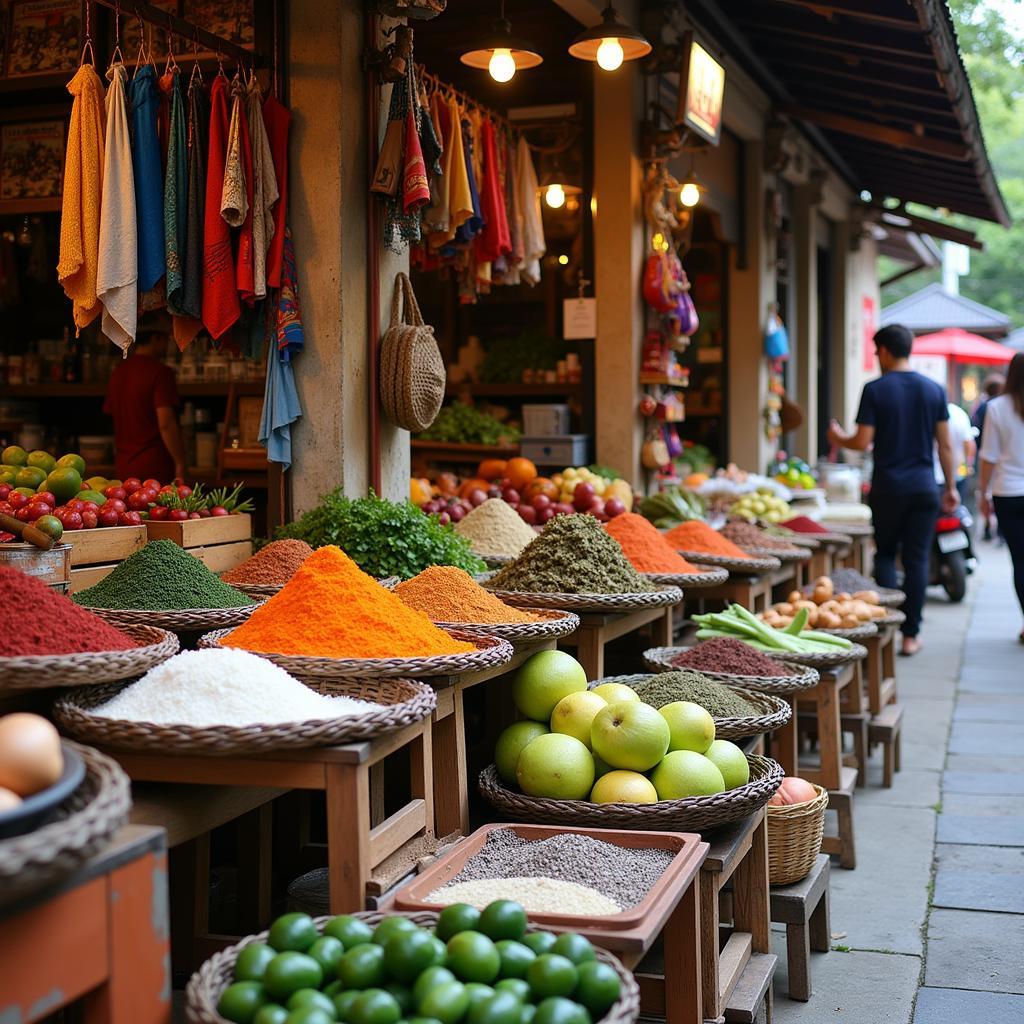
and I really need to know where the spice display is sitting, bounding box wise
[489,514,656,594]
[633,672,756,718]
[439,827,673,910]
[223,545,476,659]
[221,539,314,586]
[781,515,830,535]
[694,604,854,653]
[603,513,701,573]
[93,649,379,726]
[73,540,254,611]
[1,567,139,655]
[663,520,754,559]
[455,498,538,557]
[719,520,802,552]
[671,638,798,676]
[427,877,619,916]
[394,566,540,624]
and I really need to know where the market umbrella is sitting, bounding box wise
[912,328,1013,366]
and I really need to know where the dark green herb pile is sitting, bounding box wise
[633,671,756,717]
[418,403,520,446]
[489,513,656,594]
[72,540,254,611]
[276,490,486,580]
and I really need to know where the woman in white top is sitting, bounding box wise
[978,352,1024,639]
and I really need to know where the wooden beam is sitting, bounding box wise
[736,14,934,60]
[880,262,928,288]
[878,211,983,250]
[769,0,921,29]
[779,104,969,160]
[771,59,951,100]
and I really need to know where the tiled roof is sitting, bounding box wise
[881,283,1011,336]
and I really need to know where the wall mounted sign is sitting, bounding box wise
[680,40,725,145]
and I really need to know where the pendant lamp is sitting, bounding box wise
[460,1,543,83]
[568,4,651,71]
[538,156,582,210]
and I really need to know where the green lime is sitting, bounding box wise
[468,991,522,1024]
[495,941,535,980]
[286,990,337,1016]
[372,917,419,946]
[2,446,27,467]
[418,980,470,1024]
[494,979,530,1002]
[532,998,588,1024]
[338,943,388,990]
[464,983,494,1011]
[324,916,375,950]
[13,487,35,498]
[478,902,527,943]
[518,1006,535,1024]
[573,962,620,1020]
[268,913,319,953]
[413,966,457,1006]
[385,928,440,983]
[526,956,577,1000]
[34,514,63,541]
[333,991,360,1022]
[56,453,86,475]
[44,466,82,503]
[264,952,325,1000]
[446,932,500,985]
[349,988,402,1024]
[520,933,556,956]
[79,489,108,505]
[429,935,448,965]
[253,1006,289,1024]
[549,935,594,967]
[26,451,56,474]
[0,467,16,485]
[384,982,415,1015]
[235,942,277,982]
[436,904,481,942]
[15,466,46,489]
[407,1018,445,1024]
[324,982,344,999]
[218,981,269,1023]
[308,936,346,980]
[286,1008,334,1024]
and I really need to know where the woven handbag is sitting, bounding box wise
[379,273,446,432]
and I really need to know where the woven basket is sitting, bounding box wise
[741,546,810,563]
[874,589,905,608]
[186,910,641,1024]
[875,609,906,628]
[815,622,878,642]
[642,566,729,587]
[767,785,828,885]
[53,676,437,756]
[763,642,868,669]
[481,584,683,613]
[673,550,781,575]
[199,629,515,680]
[479,757,781,832]
[229,582,283,598]
[1,624,179,693]
[432,609,580,644]
[0,741,131,910]
[479,553,516,568]
[87,603,260,633]
[641,647,821,695]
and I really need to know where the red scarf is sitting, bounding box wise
[402,109,430,214]
[475,119,511,263]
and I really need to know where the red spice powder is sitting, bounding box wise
[663,520,754,559]
[0,566,139,656]
[781,516,829,535]
[604,514,700,573]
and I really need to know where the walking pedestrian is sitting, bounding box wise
[977,352,1024,641]
[828,324,957,656]
[973,374,1005,541]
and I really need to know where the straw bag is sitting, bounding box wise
[379,273,445,432]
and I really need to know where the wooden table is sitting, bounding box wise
[0,825,169,1024]
[561,604,675,679]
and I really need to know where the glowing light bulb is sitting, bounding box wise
[545,183,566,209]
[596,37,624,71]
[558,254,569,266]
[679,181,700,208]
[488,48,516,83]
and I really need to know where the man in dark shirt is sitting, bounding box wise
[828,324,957,655]
[103,331,187,483]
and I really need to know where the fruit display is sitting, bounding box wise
[760,577,889,630]
[214,904,622,1024]
[768,454,817,491]
[726,488,792,524]
[493,650,751,804]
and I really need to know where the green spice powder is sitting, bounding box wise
[73,540,255,611]
[488,514,656,594]
[634,671,756,717]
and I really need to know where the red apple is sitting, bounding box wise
[604,498,626,518]
[502,487,520,506]
[122,477,142,494]
[468,488,488,507]
[143,478,161,491]
[119,511,142,526]
[438,510,451,526]
[168,509,189,522]
[517,504,538,525]
[573,483,596,511]
[7,492,28,510]
[104,486,126,501]
[531,494,552,511]
[588,496,606,514]
[449,504,466,522]
[128,492,151,511]
[62,511,84,530]
[81,510,98,529]
[0,485,9,501]
[148,505,169,521]
[98,508,119,527]
[103,498,127,514]
[537,507,555,524]
[34,491,56,507]
[553,502,574,516]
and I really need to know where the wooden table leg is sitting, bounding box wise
[410,718,435,841]
[650,606,672,647]
[865,635,883,715]
[699,870,720,1021]
[772,697,799,776]
[326,762,371,913]
[576,625,604,680]
[432,691,468,836]
[662,877,702,1024]
[732,809,770,954]
[801,677,842,791]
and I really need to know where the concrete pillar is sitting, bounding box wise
[792,183,819,461]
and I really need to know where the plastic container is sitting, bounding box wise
[519,434,589,467]
[522,404,570,436]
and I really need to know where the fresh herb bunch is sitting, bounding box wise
[276,490,487,579]
[155,483,209,513]
[418,403,521,446]
[479,327,561,383]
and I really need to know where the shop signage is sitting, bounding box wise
[563,298,597,340]
[861,295,876,373]
[680,41,725,145]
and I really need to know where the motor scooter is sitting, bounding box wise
[929,504,976,602]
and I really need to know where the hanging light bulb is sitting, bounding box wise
[545,183,567,209]
[596,37,624,72]
[568,4,651,70]
[488,47,516,82]
[461,1,542,82]
[679,181,701,208]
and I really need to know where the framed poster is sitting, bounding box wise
[183,0,253,52]
[120,0,178,63]
[6,0,80,77]
[0,120,64,200]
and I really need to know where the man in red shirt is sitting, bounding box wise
[103,331,187,483]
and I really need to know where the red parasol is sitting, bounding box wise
[912,328,1013,366]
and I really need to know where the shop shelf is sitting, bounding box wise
[446,382,583,398]
[639,374,689,387]
[5,381,263,399]
[410,440,520,462]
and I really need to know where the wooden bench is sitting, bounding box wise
[769,854,831,1001]
[724,952,777,1023]
[868,703,904,788]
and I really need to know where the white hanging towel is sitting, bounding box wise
[515,136,545,286]
[96,64,137,355]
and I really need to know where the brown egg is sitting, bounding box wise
[0,714,63,797]
[0,787,22,812]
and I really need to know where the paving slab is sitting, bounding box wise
[945,753,1024,774]
[924,909,1024,993]
[952,699,1024,723]
[942,770,1024,795]
[900,740,948,772]
[933,844,1024,913]
[947,722,1022,755]
[937,813,1024,846]
[898,699,955,748]
[864,767,940,807]
[913,987,1024,1024]
[955,673,1024,695]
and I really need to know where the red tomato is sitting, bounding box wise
[168,509,189,521]
[104,486,126,501]
[123,478,142,494]
[177,485,193,499]
[81,510,98,529]
[209,506,230,517]
[102,498,127,514]
[158,484,175,494]
[148,505,170,521]
[0,485,9,500]
[16,507,33,522]
[68,500,86,513]
[34,491,56,507]
[80,501,99,513]
[143,478,162,492]
[118,511,142,526]
[127,492,151,511]
[98,509,119,527]
[7,492,28,510]
[62,511,84,530]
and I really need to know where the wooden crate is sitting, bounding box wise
[70,564,116,593]
[65,525,147,566]
[189,540,252,574]
[145,514,252,548]
[0,541,71,586]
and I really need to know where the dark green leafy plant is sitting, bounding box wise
[276,490,487,579]
[418,403,521,446]
[479,327,562,383]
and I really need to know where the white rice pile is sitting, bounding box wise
[94,648,381,726]
[427,877,619,916]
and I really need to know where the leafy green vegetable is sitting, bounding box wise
[418,403,521,446]
[479,327,562,383]
[692,604,853,653]
[639,487,705,528]
[276,490,487,580]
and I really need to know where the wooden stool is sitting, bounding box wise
[839,712,869,789]
[869,703,904,788]
[864,624,899,715]
[723,952,776,1023]
[769,854,831,1001]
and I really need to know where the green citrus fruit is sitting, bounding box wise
[33,515,63,541]
[418,980,470,1024]
[338,943,388,990]
[269,913,320,953]
[446,931,501,984]
[532,997,588,1024]
[217,980,269,1023]
[494,979,530,1002]
[2,446,27,467]
[15,466,46,489]
[436,904,481,942]
[413,965,457,1005]
[0,467,16,485]
[13,487,35,497]
[323,982,344,999]
[44,467,83,503]
[495,941,535,980]
[468,991,522,1024]
[324,915,375,950]
[573,962,620,1019]
[520,933,556,956]
[384,982,415,1015]
[372,916,419,946]
[549,935,594,966]
[235,942,277,982]
[478,902,527,943]
[254,1006,290,1024]
[79,489,108,506]
[26,451,56,474]
[285,1008,334,1024]
[286,990,336,1016]
[464,983,494,1011]
[526,956,577,1000]
[263,952,324,1000]
[407,1018,445,1024]
[333,991,360,1021]
[308,936,345,980]
[349,989,402,1024]
[56,453,86,475]
[519,1005,535,1024]
[429,935,448,965]
[385,928,439,983]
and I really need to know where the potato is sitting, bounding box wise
[819,600,840,614]
[836,592,852,602]
[795,600,817,612]
[807,607,819,626]
[869,605,888,619]
[851,601,872,621]
[775,602,795,616]
[812,587,831,605]
[853,590,880,605]
[840,615,860,628]
[818,611,840,629]
[788,591,803,605]
[775,616,794,628]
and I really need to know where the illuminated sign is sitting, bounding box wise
[681,41,725,145]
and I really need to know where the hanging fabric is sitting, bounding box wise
[163,69,187,315]
[221,76,249,228]
[421,91,448,235]
[475,118,511,264]
[432,95,472,248]
[262,93,291,290]
[129,63,166,294]
[174,74,209,350]
[247,75,278,300]
[58,62,106,331]
[227,75,256,304]
[97,63,137,355]
[451,116,483,246]
[515,135,544,285]
[500,131,524,285]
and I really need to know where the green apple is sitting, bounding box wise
[516,733,594,800]
[495,721,549,785]
[590,770,658,804]
[590,683,639,704]
[590,701,670,772]
[550,691,607,749]
[511,650,587,722]
[704,740,750,789]
[658,701,715,754]
[651,750,725,799]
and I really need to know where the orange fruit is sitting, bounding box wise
[477,459,508,481]
[504,458,538,490]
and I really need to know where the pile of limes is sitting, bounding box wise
[216,901,621,1024]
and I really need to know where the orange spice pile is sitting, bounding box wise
[603,514,701,573]
[663,520,754,559]
[394,566,540,624]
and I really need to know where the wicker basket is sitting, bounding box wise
[763,642,868,669]
[431,609,580,644]
[229,582,283,598]
[53,676,437,756]
[480,584,683,613]
[767,785,829,885]
[815,622,878,642]
[87,603,261,633]
[642,566,729,587]
[1,624,179,693]
[0,741,131,909]
[478,756,782,833]
[741,546,811,563]
[641,647,821,695]
[875,608,906,628]
[673,551,781,575]
[186,910,641,1024]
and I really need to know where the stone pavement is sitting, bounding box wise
[771,546,1023,1024]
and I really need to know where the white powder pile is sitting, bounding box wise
[94,648,381,726]
[456,499,538,557]
[427,877,619,916]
